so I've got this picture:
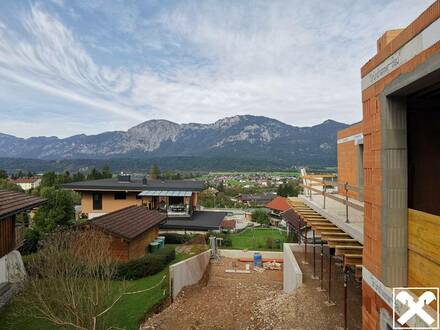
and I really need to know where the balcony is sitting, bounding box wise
[299,175,364,243]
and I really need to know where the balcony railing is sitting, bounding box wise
[300,175,364,223]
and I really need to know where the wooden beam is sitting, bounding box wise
[344,254,362,266]
[320,232,347,236]
[335,246,363,256]
[322,234,352,241]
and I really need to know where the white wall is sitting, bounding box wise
[170,249,211,299]
[283,243,303,293]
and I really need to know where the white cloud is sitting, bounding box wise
[0,0,435,137]
[0,4,146,122]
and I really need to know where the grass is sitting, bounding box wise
[0,245,191,330]
[228,227,287,251]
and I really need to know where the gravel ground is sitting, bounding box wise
[142,256,356,330]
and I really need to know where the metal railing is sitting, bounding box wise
[300,175,364,223]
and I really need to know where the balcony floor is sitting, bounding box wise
[299,193,364,244]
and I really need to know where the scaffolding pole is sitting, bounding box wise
[344,263,348,330]
[312,230,318,279]
[325,248,336,306]
[303,227,308,264]
[317,241,326,292]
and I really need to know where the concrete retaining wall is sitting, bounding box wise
[170,250,211,299]
[219,249,283,259]
[283,243,303,293]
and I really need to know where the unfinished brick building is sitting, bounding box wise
[358,2,440,328]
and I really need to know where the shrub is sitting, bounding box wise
[266,237,274,249]
[162,233,192,244]
[114,246,176,280]
[222,238,232,247]
[20,228,41,255]
[251,209,269,225]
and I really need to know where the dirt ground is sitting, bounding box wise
[142,254,360,330]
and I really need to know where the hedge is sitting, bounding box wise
[161,233,192,244]
[113,246,176,280]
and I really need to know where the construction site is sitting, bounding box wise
[142,2,440,328]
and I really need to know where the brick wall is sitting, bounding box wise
[361,1,440,328]
[337,122,363,199]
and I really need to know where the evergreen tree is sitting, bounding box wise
[149,164,160,180]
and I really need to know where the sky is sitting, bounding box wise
[0,0,434,138]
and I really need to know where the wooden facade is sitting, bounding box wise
[408,209,440,288]
[0,216,15,259]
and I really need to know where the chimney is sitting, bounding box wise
[117,173,131,182]
[142,176,147,185]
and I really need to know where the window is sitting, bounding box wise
[92,193,102,210]
[114,191,126,200]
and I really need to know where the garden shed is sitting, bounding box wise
[90,206,166,261]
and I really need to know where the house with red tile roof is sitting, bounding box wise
[13,177,41,191]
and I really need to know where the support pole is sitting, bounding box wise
[325,248,336,306]
[303,226,308,264]
[317,241,325,291]
[345,182,349,223]
[323,185,326,209]
[312,230,318,279]
[344,264,348,330]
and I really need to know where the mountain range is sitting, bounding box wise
[0,115,348,169]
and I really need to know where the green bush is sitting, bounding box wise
[114,246,176,280]
[222,238,232,247]
[162,233,192,244]
[251,209,269,225]
[20,228,41,255]
[266,237,274,249]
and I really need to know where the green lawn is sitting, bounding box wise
[0,246,190,330]
[228,228,287,251]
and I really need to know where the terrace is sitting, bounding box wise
[299,174,364,243]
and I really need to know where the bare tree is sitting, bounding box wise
[16,228,122,330]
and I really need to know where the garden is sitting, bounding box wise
[0,230,195,330]
[223,227,288,251]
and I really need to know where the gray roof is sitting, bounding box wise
[62,178,204,192]
[138,190,193,197]
[160,211,227,231]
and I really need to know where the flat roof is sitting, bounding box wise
[62,178,204,192]
[0,189,47,219]
[160,211,227,231]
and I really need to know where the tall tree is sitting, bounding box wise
[0,179,23,192]
[149,164,160,180]
[32,187,76,232]
[0,169,8,179]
